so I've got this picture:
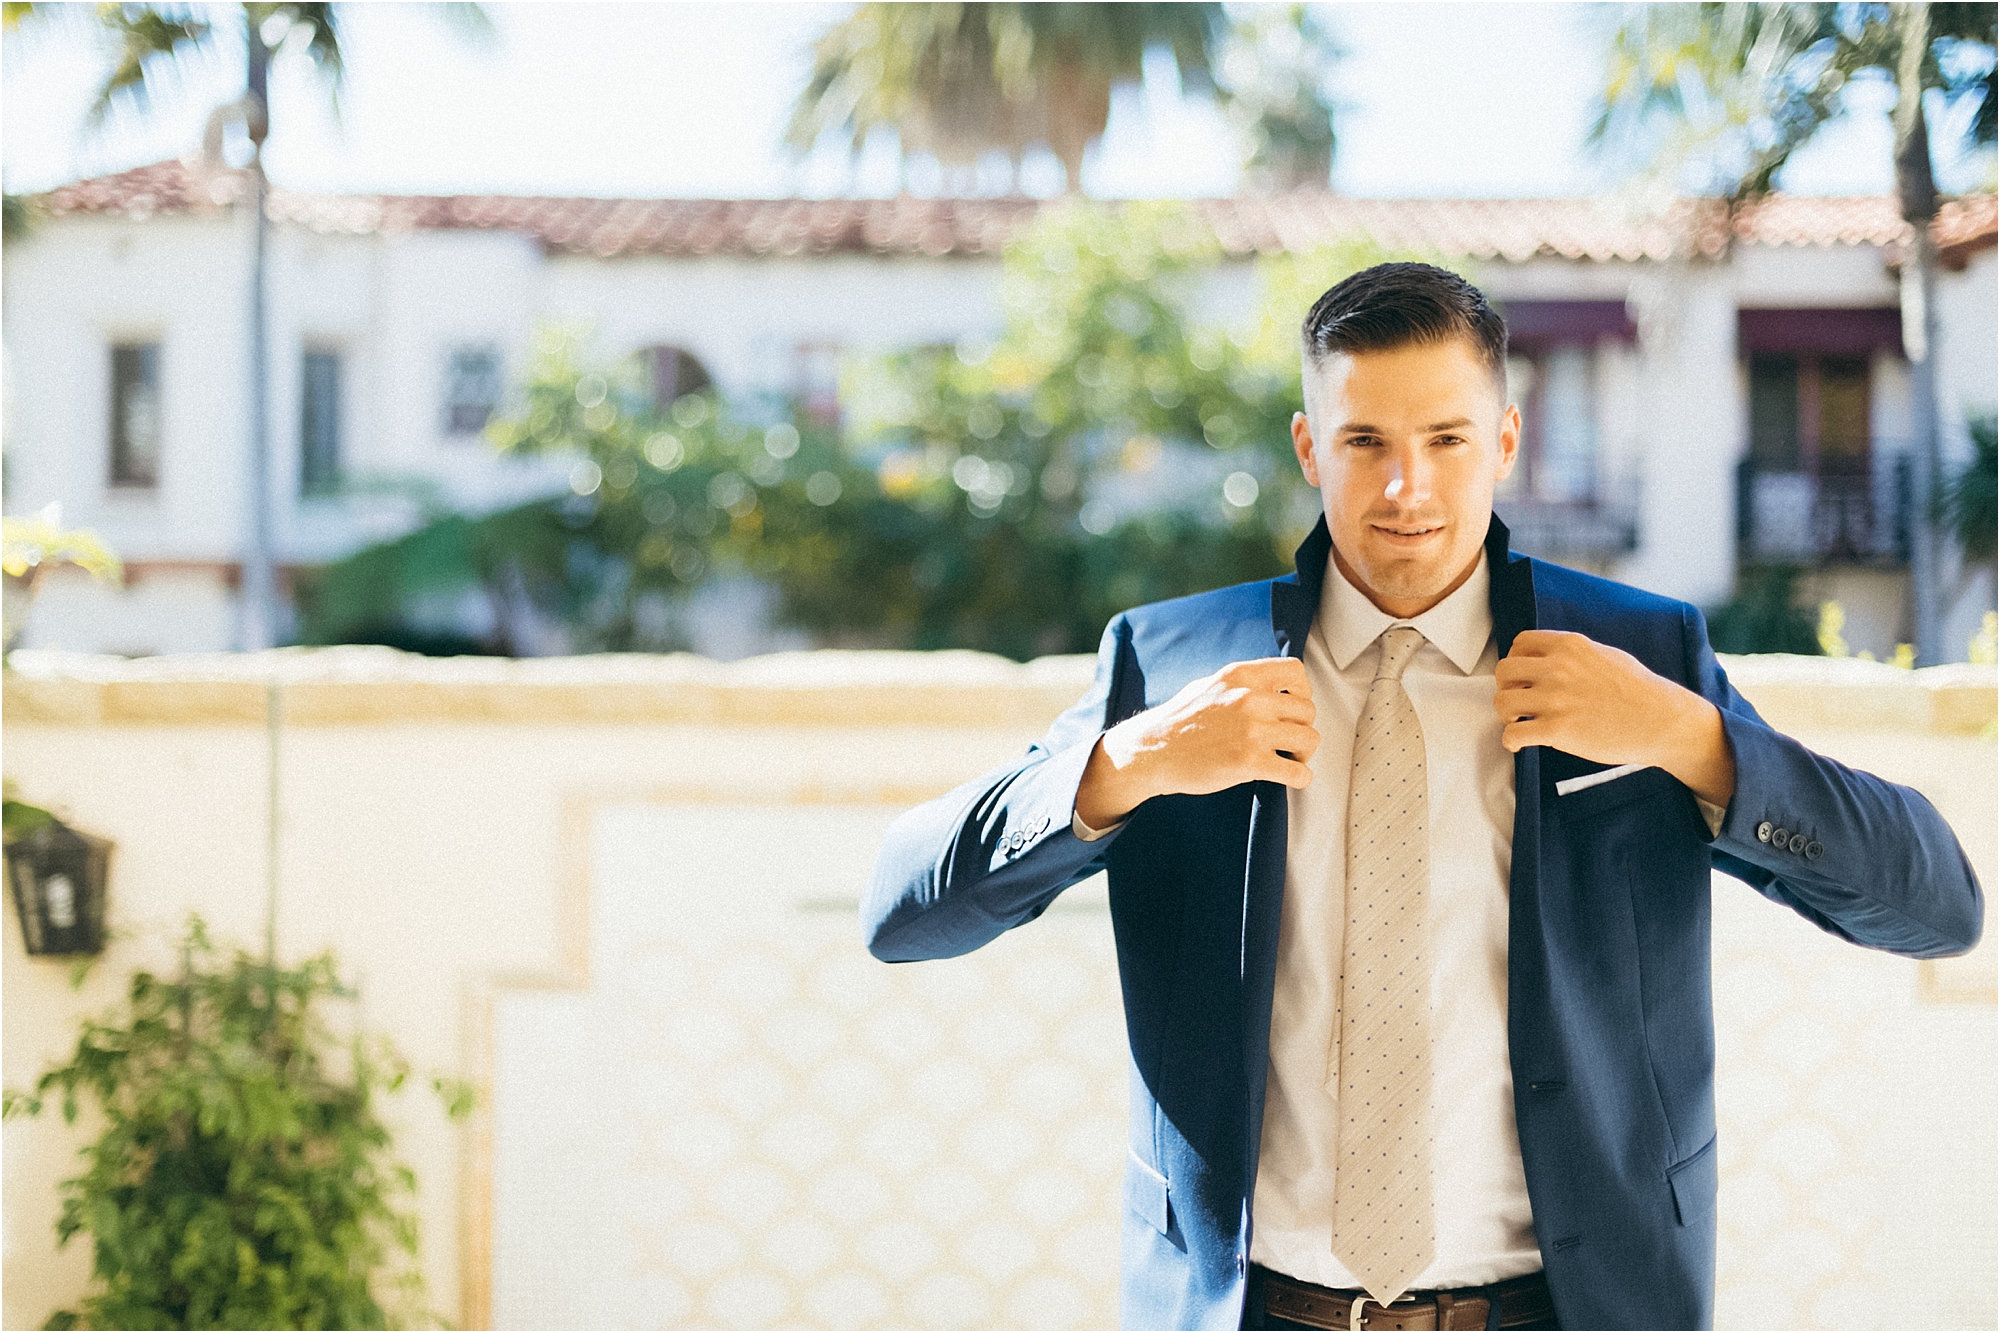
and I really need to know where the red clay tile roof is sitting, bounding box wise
[36,159,1999,265]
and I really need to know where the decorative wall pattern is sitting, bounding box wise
[492,801,1994,1330]
[1710,875,1995,1330]
[493,804,1127,1330]
[8,650,1984,1331]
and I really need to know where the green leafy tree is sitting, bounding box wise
[298,205,1424,659]
[1220,4,1340,194]
[787,2,1337,192]
[1944,412,1996,564]
[1704,563,1824,655]
[3,916,474,1331]
[1591,1,1998,663]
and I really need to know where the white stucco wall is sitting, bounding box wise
[1615,262,1744,604]
[0,650,1992,1331]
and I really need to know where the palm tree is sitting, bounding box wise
[1224,4,1340,196]
[786,2,1337,193]
[1592,2,1997,664]
[7,2,487,651]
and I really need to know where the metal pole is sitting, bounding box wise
[266,679,280,968]
[1903,233,1942,664]
[1894,1,1943,664]
[240,13,278,652]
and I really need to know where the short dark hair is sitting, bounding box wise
[1300,262,1507,388]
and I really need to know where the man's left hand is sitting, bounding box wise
[1494,630,1737,810]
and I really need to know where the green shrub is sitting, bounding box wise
[3,916,473,1330]
[1704,564,1821,655]
[296,204,1436,659]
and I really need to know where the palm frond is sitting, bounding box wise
[264,2,348,123]
[1945,414,1997,563]
[422,0,493,44]
[89,4,212,124]
[1593,0,1996,199]
[1930,1,1998,147]
[784,2,1227,185]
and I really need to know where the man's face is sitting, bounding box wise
[1290,337,1520,619]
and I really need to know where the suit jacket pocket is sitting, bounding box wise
[1555,764,1681,825]
[1666,1134,1717,1228]
[1124,1148,1172,1236]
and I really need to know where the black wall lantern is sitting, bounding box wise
[5,816,111,956]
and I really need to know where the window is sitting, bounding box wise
[1500,345,1599,505]
[643,345,713,413]
[1486,302,1640,565]
[1737,309,1903,563]
[1492,301,1635,508]
[1748,353,1872,477]
[109,343,162,487]
[445,345,501,436]
[300,349,342,496]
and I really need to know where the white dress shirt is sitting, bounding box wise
[1250,551,1543,1290]
[1072,551,1728,1291]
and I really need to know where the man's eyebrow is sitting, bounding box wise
[1335,417,1476,435]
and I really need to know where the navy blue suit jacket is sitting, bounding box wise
[863,515,1983,1330]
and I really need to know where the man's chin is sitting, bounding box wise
[1363,570,1452,606]
[1348,551,1471,613]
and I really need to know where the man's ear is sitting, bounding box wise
[1291,411,1320,486]
[1495,403,1521,481]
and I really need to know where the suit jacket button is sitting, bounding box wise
[1771,827,1788,849]
[1789,833,1808,854]
[1756,821,1773,843]
[1805,841,1824,860]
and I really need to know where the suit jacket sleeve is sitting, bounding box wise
[1687,604,1985,958]
[863,614,1133,962]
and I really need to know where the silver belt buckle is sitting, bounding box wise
[1349,1292,1422,1332]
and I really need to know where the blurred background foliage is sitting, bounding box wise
[786,1,1336,194]
[295,202,1426,659]
[1944,412,1996,564]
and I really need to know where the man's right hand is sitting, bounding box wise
[1073,656,1319,829]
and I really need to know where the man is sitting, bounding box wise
[863,264,1982,1330]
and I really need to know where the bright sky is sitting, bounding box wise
[1,2,1985,201]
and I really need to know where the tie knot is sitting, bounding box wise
[1373,626,1425,682]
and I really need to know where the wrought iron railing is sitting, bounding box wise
[1493,463,1642,566]
[1735,456,1911,566]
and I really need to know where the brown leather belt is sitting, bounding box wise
[1256,1265,1555,1330]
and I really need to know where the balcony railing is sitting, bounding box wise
[1494,463,1641,566]
[1735,456,1911,566]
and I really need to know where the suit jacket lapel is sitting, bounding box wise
[1270,514,1330,660]
[1239,516,1332,1214]
[1484,513,1543,898]
[1486,514,1562,1108]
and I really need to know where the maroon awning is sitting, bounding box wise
[1738,307,1904,357]
[1499,300,1637,344]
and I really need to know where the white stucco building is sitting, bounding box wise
[4,160,1994,659]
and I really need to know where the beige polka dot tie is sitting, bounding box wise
[1330,626,1434,1305]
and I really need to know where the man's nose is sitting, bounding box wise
[1383,445,1433,507]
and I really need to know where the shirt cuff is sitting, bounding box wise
[1072,810,1126,843]
[1696,796,1726,839]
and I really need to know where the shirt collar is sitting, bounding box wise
[1319,549,1494,675]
